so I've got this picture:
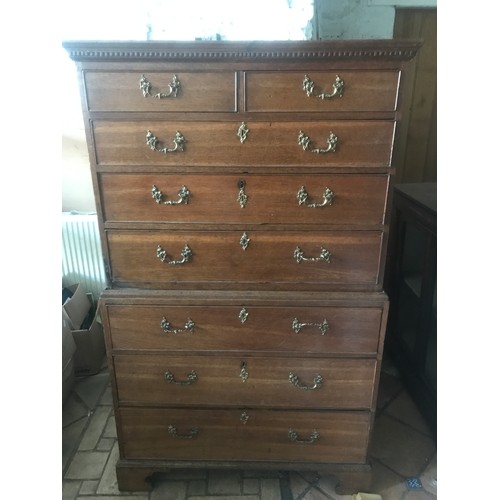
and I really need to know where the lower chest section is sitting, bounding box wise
[102,291,387,465]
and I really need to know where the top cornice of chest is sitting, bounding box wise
[62,40,422,64]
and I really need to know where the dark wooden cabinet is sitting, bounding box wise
[385,183,436,437]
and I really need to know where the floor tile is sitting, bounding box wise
[401,491,435,499]
[260,478,281,499]
[150,479,187,499]
[97,437,115,451]
[243,478,260,494]
[63,393,90,427]
[369,459,408,500]
[370,415,436,478]
[381,356,401,378]
[298,471,321,485]
[189,496,259,500]
[76,496,148,500]
[96,440,120,494]
[419,452,437,496]
[313,476,337,497]
[103,414,117,438]
[63,418,88,473]
[207,470,242,495]
[74,371,110,409]
[65,451,109,480]
[384,390,433,436]
[62,480,81,500]
[289,472,310,498]
[376,372,403,410]
[79,480,99,494]
[98,384,113,406]
[188,479,207,496]
[78,405,112,450]
[300,485,332,499]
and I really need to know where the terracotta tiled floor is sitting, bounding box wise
[62,357,437,499]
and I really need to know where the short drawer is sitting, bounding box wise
[83,71,237,112]
[245,70,400,112]
[92,120,395,168]
[119,407,370,463]
[113,354,376,409]
[105,303,383,355]
[100,173,388,226]
[106,230,383,288]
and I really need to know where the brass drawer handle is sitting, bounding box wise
[140,74,180,99]
[294,246,331,264]
[160,317,195,334]
[146,129,186,153]
[297,186,335,208]
[168,425,199,439]
[302,74,344,100]
[157,244,192,265]
[292,318,329,336]
[298,130,338,154]
[288,428,320,444]
[152,184,190,205]
[164,369,198,385]
[289,372,323,390]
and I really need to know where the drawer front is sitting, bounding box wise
[84,71,237,112]
[92,120,395,167]
[106,230,382,286]
[119,407,370,463]
[100,173,388,226]
[113,355,376,409]
[245,70,400,112]
[106,304,382,355]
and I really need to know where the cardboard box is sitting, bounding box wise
[62,357,75,405]
[63,283,105,376]
[62,310,77,368]
[62,310,77,404]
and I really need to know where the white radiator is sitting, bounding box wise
[62,212,107,299]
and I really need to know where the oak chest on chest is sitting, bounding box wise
[64,39,420,493]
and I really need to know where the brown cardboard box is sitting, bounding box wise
[62,357,75,404]
[63,283,105,376]
[62,309,77,367]
[62,311,77,404]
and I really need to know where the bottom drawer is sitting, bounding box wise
[119,407,370,463]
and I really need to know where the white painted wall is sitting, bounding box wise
[62,51,95,212]
[62,0,436,211]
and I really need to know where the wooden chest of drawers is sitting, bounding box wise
[63,40,420,493]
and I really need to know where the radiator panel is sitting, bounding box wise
[62,213,107,298]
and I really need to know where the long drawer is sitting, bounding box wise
[84,71,237,112]
[244,70,400,112]
[119,407,370,463]
[106,230,383,287]
[100,173,388,226]
[113,354,376,409]
[105,303,383,355]
[92,120,395,167]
